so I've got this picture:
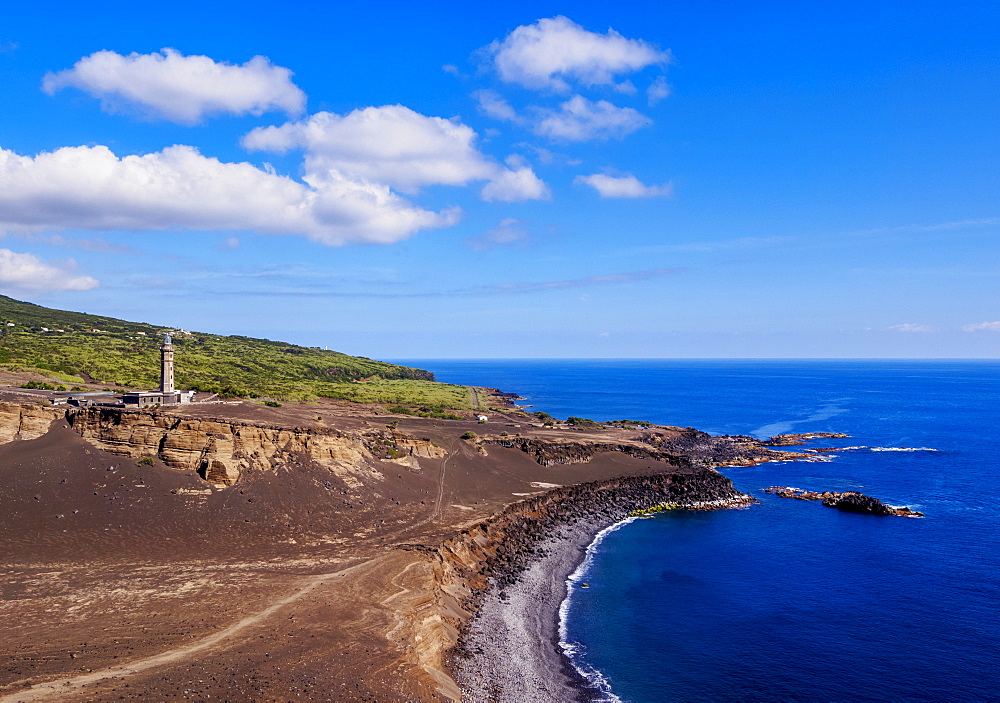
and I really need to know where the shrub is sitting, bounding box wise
[136,456,155,466]
[261,400,282,408]
[21,381,55,390]
[461,431,477,440]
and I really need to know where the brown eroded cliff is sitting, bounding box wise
[0,401,62,444]
[62,406,444,487]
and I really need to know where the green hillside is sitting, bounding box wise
[0,295,471,409]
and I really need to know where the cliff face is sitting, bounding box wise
[0,401,61,444]
[61,407,443,487]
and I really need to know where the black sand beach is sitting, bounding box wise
[449,478,755,703]
[452,516,614,702]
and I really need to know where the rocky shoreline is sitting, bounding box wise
[440,470,752,702]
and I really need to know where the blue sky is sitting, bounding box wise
[0,1,997,358]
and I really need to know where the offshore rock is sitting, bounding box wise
[763,432,851,446]
[766,486,924,517]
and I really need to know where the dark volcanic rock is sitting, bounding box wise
[822,491,925,517]
[763,432,851,446]
[767,486,924,517]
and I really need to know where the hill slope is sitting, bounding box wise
[0,295,469,408]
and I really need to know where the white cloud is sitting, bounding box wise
[485,16,670,92]
[888,323,935,333]
[0,249,98,291]
[647,76,671,105]
[962,321,1000,332]
[481,164,550,202]
[474,89,520,123]
[464,218,531,251]
[245,106,493,192]
[575,173,673,198]
[42,49,306,124]
[244,105,548,201]
[0,144,457,246]
[533,95,651,141]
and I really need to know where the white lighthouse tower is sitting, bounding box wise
[160,333,175,393]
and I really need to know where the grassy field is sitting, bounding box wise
[0,295,476,408]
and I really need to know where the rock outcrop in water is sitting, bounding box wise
[766,486,924,517]
[763,432,851,446]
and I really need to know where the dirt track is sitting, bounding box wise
[1,398,710,701]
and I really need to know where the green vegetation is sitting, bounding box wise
[604,419,653,428]
[136,456,156,466]
[566,416,598,426]
[628,503,684,516]
[0,294,476,408]
[387,403,462,420]
[461,431,478,440]
[21,380,56,390]
[261,400,282,408]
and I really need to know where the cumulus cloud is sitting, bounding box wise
[533,95,651,141]
[0,144,456,246]
[484,16,670,92]
[464,218,531,251]
[244,105,548,201]
[42,48,306,124]
[473,89,521,123]
[962,321,1000,332]
[481,164,550,202]
[244,106,494,192]
[889,323,935,333]
[574,173,673,198]
[0,249,99,290]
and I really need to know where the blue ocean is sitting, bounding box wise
[392,359,1000,702]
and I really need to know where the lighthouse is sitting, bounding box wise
[160,333,175,393]
[121,332,192,407]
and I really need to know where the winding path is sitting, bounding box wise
[2,441,460,702]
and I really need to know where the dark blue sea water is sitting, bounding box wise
[392,360,1000,702]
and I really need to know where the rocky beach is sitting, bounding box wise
[449,479,755,703]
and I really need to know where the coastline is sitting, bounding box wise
[452,513,617,702]
[445,475,754,702]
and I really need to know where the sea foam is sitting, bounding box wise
[558,517,637,703]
